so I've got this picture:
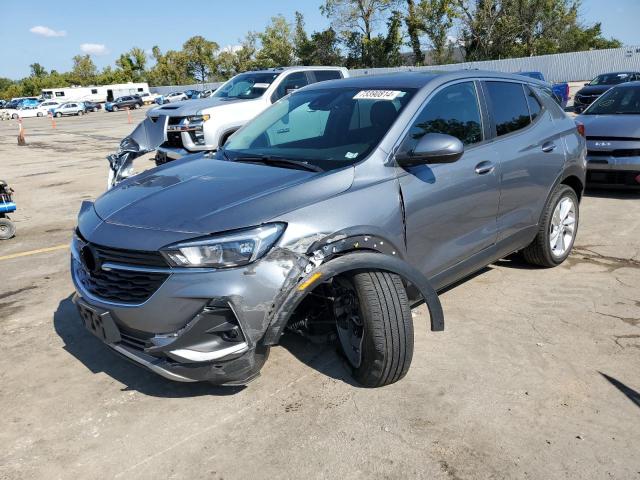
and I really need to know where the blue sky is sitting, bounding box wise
[0,0,638,79]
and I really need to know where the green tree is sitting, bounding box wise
[294,12,343,66]
[70,54,97,85]
[116,47,147,82]
[456,0,622,61]
[147,46,193,86]
[418,0,457,64]
[321,0,400,66]
[370,10,404,66]
[30,63,47,78]
[405,0,425,65]
[183,36,219,85]
[256,15,294,68]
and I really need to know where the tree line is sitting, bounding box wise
[0,0,620,100]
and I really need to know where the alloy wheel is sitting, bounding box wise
[549,197,576,257]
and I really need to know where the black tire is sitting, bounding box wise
[522,185,579,267]
[134,103,140,109]
[338,271,414,387]
[78,110,83,116]
[113,105,119,112]
[11,113,18,119]
[55,112,61,118]
[0,218,16,240]
[37,112,43,117]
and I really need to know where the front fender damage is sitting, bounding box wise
[261,236,445,346]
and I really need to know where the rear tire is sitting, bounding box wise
[0,218,16,240]
[55,112,61,118]
[523,185,579,267]
[11,113,18,119]
[37,112,43,117]
[78,110,83,116]
[134,103,140,109]
[335,271,414,387]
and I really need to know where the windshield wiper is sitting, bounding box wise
[232,155,324,172]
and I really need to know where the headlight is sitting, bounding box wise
[187,114,210,123]
[161,223,285,268]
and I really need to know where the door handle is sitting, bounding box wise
[542,142,557,153]
[475,161,495,175]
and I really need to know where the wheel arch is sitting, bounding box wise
[262,250,444,346]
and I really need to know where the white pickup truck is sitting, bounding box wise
[147,66,349,163]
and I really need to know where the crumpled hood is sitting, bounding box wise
[578,114,640,138]
[93,156,354,235]
[148,97,260,117]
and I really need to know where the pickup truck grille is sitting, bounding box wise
[166,132,184,149]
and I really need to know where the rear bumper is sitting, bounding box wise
[586,155,640,172]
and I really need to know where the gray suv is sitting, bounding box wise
[71,71,586,387]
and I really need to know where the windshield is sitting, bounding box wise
[213,72,280,100]
[590,73,633,86]
[224,87,416,170]
[584,86,640,115]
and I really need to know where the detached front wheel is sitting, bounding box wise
[334,271,414,387]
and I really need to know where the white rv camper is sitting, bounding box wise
[41,83,150,103]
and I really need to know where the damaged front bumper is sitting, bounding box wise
[70,232,302,384]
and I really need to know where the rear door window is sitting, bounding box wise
[272,72,310,103]
[313,70,343,82]
[485,81,531,136]
[403,81,483,147]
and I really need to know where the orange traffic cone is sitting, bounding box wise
[49,111,56,129]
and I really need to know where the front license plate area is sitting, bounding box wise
[77,303,122,344]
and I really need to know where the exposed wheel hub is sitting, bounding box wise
[333,278,364,368]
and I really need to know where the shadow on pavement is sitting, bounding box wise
[600,372,640,410]
[53,294,245,397]
[278,332,362,388]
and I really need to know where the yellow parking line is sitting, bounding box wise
[0,244,68,261]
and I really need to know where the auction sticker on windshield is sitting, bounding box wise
[353,90,403,100]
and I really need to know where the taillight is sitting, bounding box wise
[575,121,585,137]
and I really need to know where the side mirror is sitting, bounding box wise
[584,82,590,86]
[395,133,464,167]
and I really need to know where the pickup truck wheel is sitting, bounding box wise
[523,185,579,267]
[0,218,16,240]
[333,271,414,387]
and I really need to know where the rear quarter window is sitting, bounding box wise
[485,81,531,136]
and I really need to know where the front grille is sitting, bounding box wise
[79,267,168,304]
[166,132,183,148]
[93,243,168,268]
[587,170,640,186]
[588,149,640,157]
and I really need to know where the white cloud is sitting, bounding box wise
[80,43,109,55]
[30,25,66,37]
